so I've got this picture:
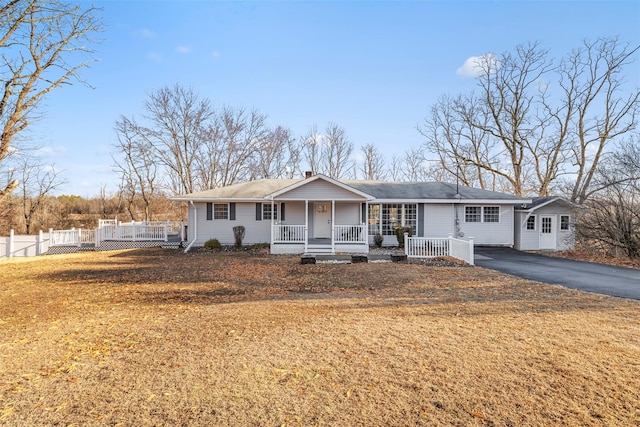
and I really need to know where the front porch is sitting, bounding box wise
[270,223,369,254]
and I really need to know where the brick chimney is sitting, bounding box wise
[305,171,312,179]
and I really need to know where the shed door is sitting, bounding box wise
[540,215,557,250]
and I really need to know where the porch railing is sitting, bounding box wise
[273,224,306,243]
[333,224,367,243]
[405,234,474,265]
[50,229,81,246]
[98,223,168,242]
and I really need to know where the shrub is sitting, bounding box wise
[373,233,384,248]
[394,226,413,248]
[204,238,222,251]
[233,225,245,248]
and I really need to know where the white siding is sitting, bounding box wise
[514,211,539,250]
[424,204,455,237]
[460,205,515,246]
[530,204,575,250]
[191,202,271,246]
[335,202,360,224]
[277,180,366,200]
[281,201,305,224]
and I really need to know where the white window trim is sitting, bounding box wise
[262,203,278,221]
[213,203,229,220]
[483,206,500,223]
[526,215,536,231]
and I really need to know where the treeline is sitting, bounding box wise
[0,192,184,236]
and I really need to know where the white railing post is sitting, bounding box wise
[448,233,453,257]
[37,230,43,255]
[404,232,409,256]
[77,228,82,247]
[133,223,137,242]
[304,227,308,253]
[9,229,14,258]
[164,222,168,242]
[468,237,475,266]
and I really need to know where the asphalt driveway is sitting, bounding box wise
[474,247,640,300]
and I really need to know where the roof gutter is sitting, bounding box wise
[183,201,197,253]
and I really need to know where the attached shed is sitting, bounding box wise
[514,197,580,251]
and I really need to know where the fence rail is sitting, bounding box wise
[405,234,474,265]
[97,224,168,242]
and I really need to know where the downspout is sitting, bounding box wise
[184,201,197,253]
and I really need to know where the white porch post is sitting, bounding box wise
[364,202,369,245]
[331,200,335,253]
[270,199,274,244]
[37,230,43,255]
[78,228,82,248]
[304,200,309,253]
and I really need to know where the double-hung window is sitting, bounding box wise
[213,203,228,220]
[560,215,570,231]
[465,206,500,223]
[263,204,278,221]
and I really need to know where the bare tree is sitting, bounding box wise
[16,155,66,233]
[359,143,387,180]
[0,0,101,202]
[420,38,639,201]
[300,125,323,175]
[563,38,640,204]
[143,84,214,195]
[215,107,268,187]
[113,115,159,221]
[321,123,354,179]
[251,126,299,179]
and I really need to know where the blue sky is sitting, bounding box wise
[33,0,640,196]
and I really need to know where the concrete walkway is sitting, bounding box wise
[474,247,640,300]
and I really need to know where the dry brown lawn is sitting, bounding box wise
[1,248,639,426]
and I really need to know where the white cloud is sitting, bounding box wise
[456,53,499,78]
[176,45,191,54]
[136,28,156,39]
[147,51,163,63]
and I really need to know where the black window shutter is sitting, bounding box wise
[361,203,366,223]
[255,203,262,220]
[206,203,213,220]
[280,203,285,221]
[229,203,236,221]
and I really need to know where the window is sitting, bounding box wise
[368,204,380,235]
[483,206,500,223]
[465,206,481,223]
[382,204,401,235]
[213,203,228,220]
[526,215,536,231]
[541,217,552,234]
[370,204,417,235]
[262,204,278,221]
[560,215,570,231]
[466,206,499,223]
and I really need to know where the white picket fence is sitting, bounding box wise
[404,233,474,265]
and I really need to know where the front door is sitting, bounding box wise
[313,202,331,238]
[540,215,557,250]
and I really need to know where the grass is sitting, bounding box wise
[1,248,639,426]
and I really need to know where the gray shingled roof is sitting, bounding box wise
[172,179,301,200]
[173,177,529,202]
[343,180,526,201]
[516,196,581,210]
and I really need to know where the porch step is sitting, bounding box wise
[305,245,334,254]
